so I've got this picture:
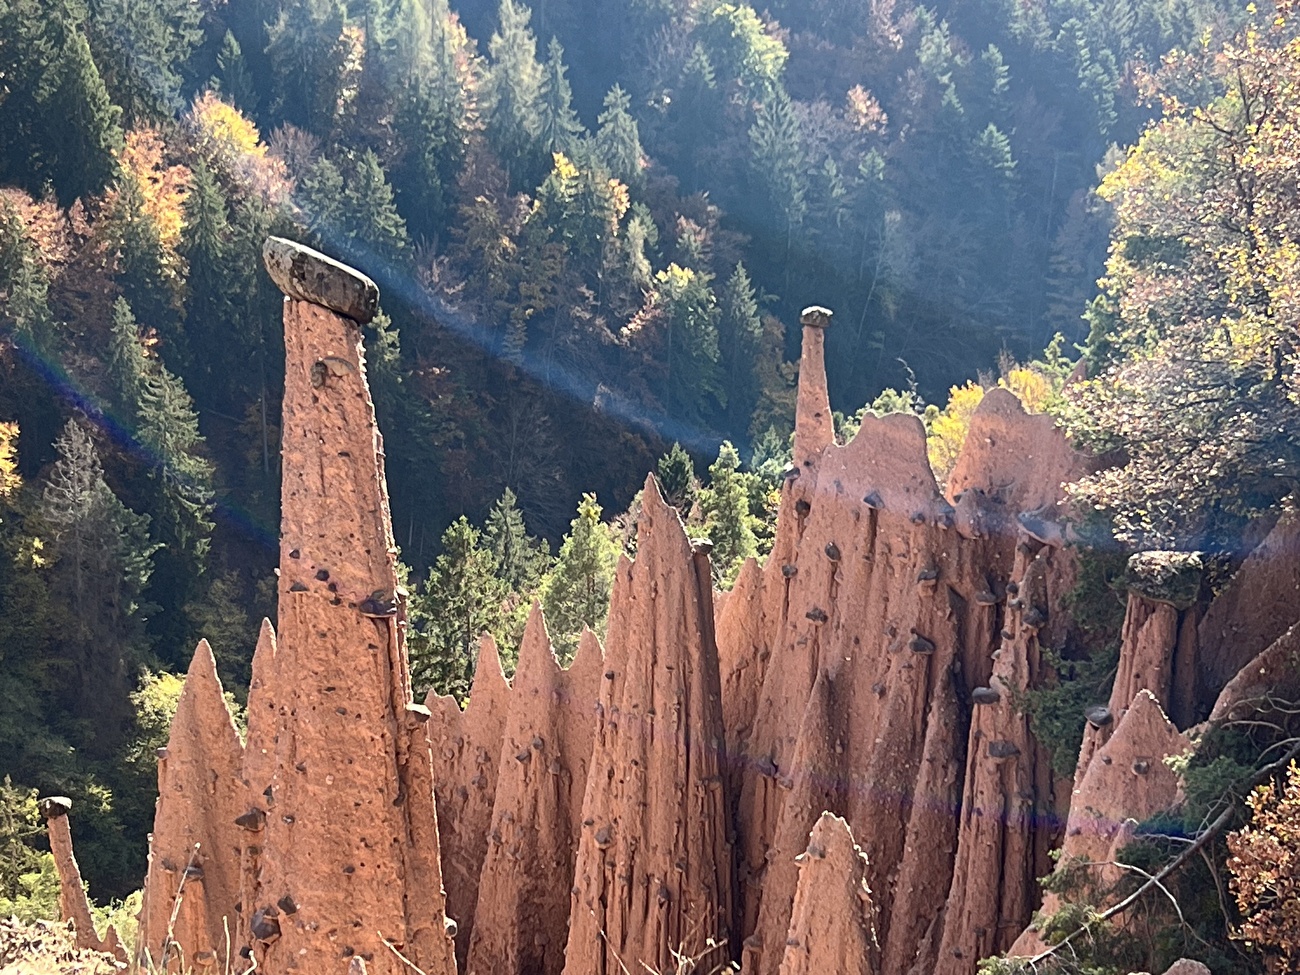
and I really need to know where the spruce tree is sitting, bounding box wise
[86,0,203,120]
[698,440,758,586]
[40,419,157,750]
[484,488,551,593]
[593,85,643,188]
[538,38,583,158]
[0,202,57,356]
[540,493,618,660]
[0,1,123,206]
[215,31,256,111]
[717,262,762,426]
[654,263,721,425]
[106,297,147,418]
[180,161,242,408]
[484,0,545,188]
[390,0,473,240]
[749,88,807,259]
[266,0,349,132]
[302,151,410,272]
[409,517,508,699]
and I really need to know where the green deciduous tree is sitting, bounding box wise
[1067,9,1300,547]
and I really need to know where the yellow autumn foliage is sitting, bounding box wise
[927,382,985,482]
[118,128,190,252]
[0,422,20,498]
[190,90,266,160]
[926,368,1056,482]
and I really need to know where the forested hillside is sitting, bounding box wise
[0,0,1255,907]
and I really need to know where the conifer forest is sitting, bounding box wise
[9,0,1300,970]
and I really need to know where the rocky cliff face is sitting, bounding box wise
[58,243,1289,975]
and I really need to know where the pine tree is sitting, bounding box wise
[215,31,256,111]
[484,0,545,188]
[409,517,508,699]
[0,0,123,206]
[484,488,551,593]
[655,442,698,518]
[717,262,763,427]
[698,440,758,586]
[538,38,583,158]
[593,85,642,188]
[40,419,158,750]
[86,0,203,120]
[540,493,618,660]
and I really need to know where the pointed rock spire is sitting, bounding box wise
[427,633,512,967]
[467,604,601,975]
[139,640,244,973]
[777,813,878,975]
[562,476,735,975]
[1011,689,1189,955]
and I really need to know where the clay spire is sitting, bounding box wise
[562,476,735,975]
[776,813,878,975]
[247,238,457,975]
[793,306,834,470]
[466,605,601,975]
[426,632,512,967]
[40,797,128,964]
[138,640,244,973]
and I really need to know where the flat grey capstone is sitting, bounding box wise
[262,236,380,324]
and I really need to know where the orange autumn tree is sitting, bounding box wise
[1228,761,1300,967]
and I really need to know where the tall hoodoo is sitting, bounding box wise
[41,797,128,965]
[138,640,244,973]
[244,237,456,975]
[562,476,735,975]
[793,306,834,469]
